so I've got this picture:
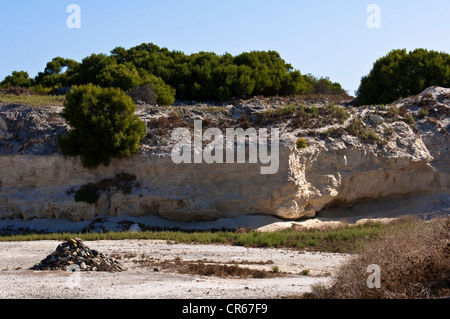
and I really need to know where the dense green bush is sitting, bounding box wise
[127,84,156,105]
[57,84,146,168]
[70,53,117,86]
[2,43,347,102]
[117,46,345,100]
[303,74,345,95]
[139,72,176,105]
[34,57,80,88]
[1,71,35,88]
[357,49,450,105]
[96,63,141,92]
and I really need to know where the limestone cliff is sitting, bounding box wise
[0,87,448,222]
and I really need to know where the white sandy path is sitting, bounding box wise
[0,240,350,299]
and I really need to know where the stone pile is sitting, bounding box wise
[31,238,125,272]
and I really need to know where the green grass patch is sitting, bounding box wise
[0,93,65,107]
[296,137,308,149]
[0,222,385,253]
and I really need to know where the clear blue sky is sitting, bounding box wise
[1,0,449,95]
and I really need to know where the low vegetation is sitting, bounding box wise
[255,102,349,129]
[304,216,450,299]
[0,222,384,253]
[0,92,65,107]
[1,216,447,298]
[296,138,307,149]
[344,118,384,145]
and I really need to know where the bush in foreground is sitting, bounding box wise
[310,217,450,299]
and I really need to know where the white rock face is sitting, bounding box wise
[0,87,448,222]
[0,150,298,221]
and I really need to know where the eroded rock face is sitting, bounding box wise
[0,87,449,222]
[0,151,297,222]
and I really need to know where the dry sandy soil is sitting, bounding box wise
[0,240,350,299]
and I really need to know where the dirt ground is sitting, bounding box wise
[0,240,350,299]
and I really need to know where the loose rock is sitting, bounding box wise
[30,238,125,272]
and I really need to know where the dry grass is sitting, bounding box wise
[306,216,450,299]
[0,93,65,107]
[146,111,190,137]
[253,103,349,129]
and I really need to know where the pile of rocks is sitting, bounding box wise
[31,238,125,272]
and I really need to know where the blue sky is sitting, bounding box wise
[1,0,449,95]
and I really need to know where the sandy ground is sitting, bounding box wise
[0,193,446,299]
[0,240,350,299]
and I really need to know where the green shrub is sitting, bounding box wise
[296,138,307,149]
[1,71,35,88]
[307,105,319,118]
[357,49,450,105]
[325,103,349,122]
[13,43,346,102]
[419,108,430,118]
[57,84,146,168]
[303,74,347,95]
[347,118,365,136]
[361,129,381,143]
[96,63,141,92]
[406,114,416,125]
[96,64,176,105]
[34,57,79,88]
[383,126,394,137]
[140,73,176,105]
[279,104,297,115]
[127,84,156,105]
[74,183,99,204]
[387,106,400,118]
[346,119,383,144]
[70,53,117,86]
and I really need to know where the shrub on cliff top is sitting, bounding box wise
[57,84,146,168]
[0,71,35,88]
[357,49,450,105]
